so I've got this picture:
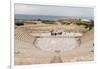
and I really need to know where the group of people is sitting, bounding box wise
[51,32,62,36]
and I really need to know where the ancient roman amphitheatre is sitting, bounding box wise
[14,18,94,65]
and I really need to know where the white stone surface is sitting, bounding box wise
[35,37,79,52]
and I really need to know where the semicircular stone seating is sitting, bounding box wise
[14,25,94,65]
